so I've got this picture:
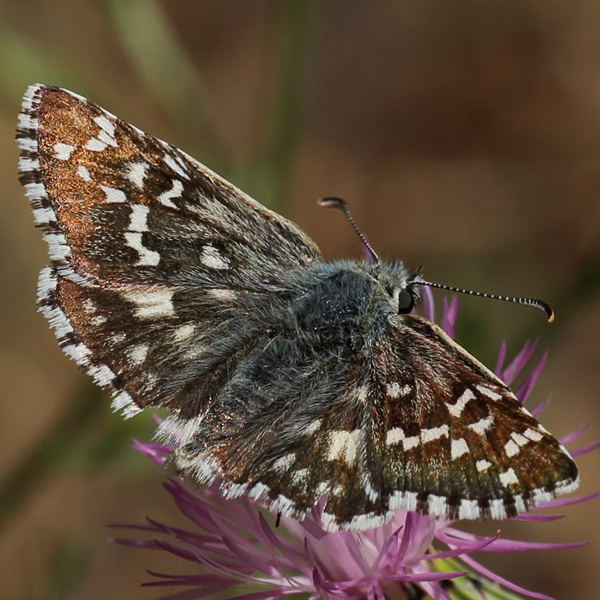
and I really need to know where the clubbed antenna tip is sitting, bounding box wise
[419,279,555,322]
[318,197,380,263]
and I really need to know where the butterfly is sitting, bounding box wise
[17,84,578,531]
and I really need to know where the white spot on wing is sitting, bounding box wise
[200,245,229,270]
[18,137,37,152]
[208,289,236,300]
[292,468,309,486]
[127,343,150,365]
[476,385,502,401]
[489,499,506,519]
[499,468,519,487]
[19,157,39,172]
[327,429,362,466]
[504,439,520,457]
[173,324,196,342]
[100,185,126,203]
[511,432,529,447]
[386,427,420,451]
[158,179,183,209]
[77,165,92,181]
[124,232,160,266]
[158,414,204,446]
[468,414,494,436]
[45,232,70,261]
[111,390,140,418]
[363,476,379,503]
[389,490,418,512]
[94,115,115,137]
[89,363,115,386]
[357,385,368,403]
[476,459,491,472]
[90,314,107,326]
[164,153,190,179]
[446,389,475,417]
[421,424,449,443]
[451,437,469,459]
[18,113,38,130]
[85,137,107,152]
[332,484,344,496]
[127,162,149,189]
[524,428,543,442]
[303,419,322,435]
[272,453,296,473]
[97,129,117,147]
[427,494,447,517]
[32,207,54,226]
[24,182,47,200]
[459,499,480,519]
[128,204,150,232]
[111,332,127,344]
[386,382,411,398]
[53,143,75,160]
[514,494,527,514]
[123,289,174,319]
[316,481,330,497]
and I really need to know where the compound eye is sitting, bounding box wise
[397,288,416,314]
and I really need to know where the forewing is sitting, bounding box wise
[17,84,322,415]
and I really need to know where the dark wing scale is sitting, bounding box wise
[17,84,322,416]
[372,315,578,520]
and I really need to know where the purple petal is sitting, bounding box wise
[515,352,547,404]
[441,296,458,339]
[512,514,564,522]
[559,425,587,446]
[395,512,415,564]
[459,555,554,600]
[426,532,499,560]
[298,517,328,541]
[530,397,550,418]
[537,491,600,509]
[439,528,584,553]
[132,439,171,464]
[421,285,435,322]
[369,526,402,573]
[501,340,538,385]
[571,439,600,457]
[495,341,508,375]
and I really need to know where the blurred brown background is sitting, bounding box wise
[1,1,599,598]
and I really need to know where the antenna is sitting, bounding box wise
[318,197,380,263]
[418,278,555,322]
[317,197,553,322]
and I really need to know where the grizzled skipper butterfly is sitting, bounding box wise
[17,84,578,531]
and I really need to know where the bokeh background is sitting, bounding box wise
[1,1,600,598]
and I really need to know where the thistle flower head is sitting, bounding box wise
[114,290,599,600]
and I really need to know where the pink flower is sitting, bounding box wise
[113,289,599,600]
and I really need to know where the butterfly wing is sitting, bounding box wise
[369,314,579,521]
[188,305,578,530]
[17,84,322,416]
